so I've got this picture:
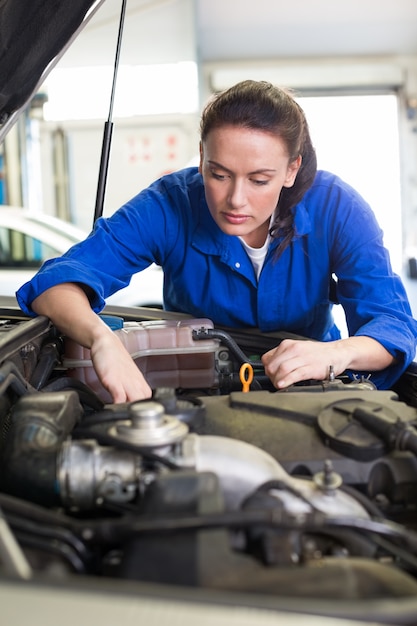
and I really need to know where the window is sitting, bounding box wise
[298,93,402,271]
[0,227,59,267]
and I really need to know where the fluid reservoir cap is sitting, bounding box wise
[99,314,124,331]
[317,398,392,461]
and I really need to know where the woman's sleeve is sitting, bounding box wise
[16,184,173,315]
[330,187,417,388]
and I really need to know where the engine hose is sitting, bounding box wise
[29,338,63,390]
[353,406,417,457]
[0,360,37,397]
[42,376,104,411]
[192,327,264,369]
[13,532,86,573]
[338,483,384,519]
[7,512,90,564]
[326,515,417,553]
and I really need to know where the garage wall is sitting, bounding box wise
[39,113,199,232]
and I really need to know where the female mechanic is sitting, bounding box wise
[16,79,417,402]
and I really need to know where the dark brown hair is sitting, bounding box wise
[200,80,317,256]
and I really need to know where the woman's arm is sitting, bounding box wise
[262,335,394,389]
[32,283,152,402]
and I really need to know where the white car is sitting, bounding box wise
[0,206,164,308]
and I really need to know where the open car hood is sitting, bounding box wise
[0,0,104,141]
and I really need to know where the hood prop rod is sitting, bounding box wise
[93,0,127,226]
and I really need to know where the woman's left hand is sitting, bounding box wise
[261,336,394,389]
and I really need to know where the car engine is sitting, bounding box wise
[2,305,417,623]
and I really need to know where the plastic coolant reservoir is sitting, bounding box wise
[63,317,219,403]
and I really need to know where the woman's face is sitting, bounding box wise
[199,125,301,247]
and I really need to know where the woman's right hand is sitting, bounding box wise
[89,327,152,402]
[31,283,152,403]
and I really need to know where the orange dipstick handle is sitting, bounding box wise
[239,362,254,393]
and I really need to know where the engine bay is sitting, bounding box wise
[2,306,417,623]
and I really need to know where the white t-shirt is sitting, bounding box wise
[239,233,271,280]
[238,212,276,280]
